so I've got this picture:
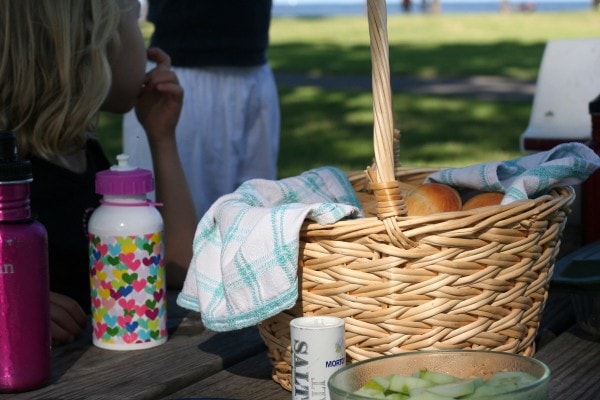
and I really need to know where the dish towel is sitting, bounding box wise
[425,142,600,204]
[176,166,362,332]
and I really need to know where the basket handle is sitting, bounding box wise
[366,0,408,221]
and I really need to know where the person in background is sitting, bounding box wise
[402,0,412,13]
[0,0,196,345]
[123,0,280,220]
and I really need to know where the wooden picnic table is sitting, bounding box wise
[0,291,280,400]
[1,276,598,399]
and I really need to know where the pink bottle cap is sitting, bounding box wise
[95,154,154,195]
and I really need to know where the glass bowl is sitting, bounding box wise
[328,350,550,400]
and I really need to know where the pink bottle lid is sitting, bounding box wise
[95,154,154,195]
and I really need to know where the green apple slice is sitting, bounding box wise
[362,375,391,392]
[406,391,455,400]
[485,371,538,387]
[426,379,476,398]
[353,369,539,399]
[389,375,433,394]
[353,387,387,399]
[385,393,409,400]
[417,370,460,385]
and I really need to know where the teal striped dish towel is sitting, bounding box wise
[425,142,600,203]
[177,166,362,331]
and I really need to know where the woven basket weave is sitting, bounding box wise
[257,0,575,391]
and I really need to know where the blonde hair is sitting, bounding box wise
[0,0,126,159]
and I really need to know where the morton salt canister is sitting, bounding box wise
[290,316,346,400]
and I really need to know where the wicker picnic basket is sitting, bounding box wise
[257,0,575,391]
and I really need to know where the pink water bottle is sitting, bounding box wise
[0,130,50,392]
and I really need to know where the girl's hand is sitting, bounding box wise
[134,47,184,145]
[50,292,87,346]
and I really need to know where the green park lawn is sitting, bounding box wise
[98,11,600,177]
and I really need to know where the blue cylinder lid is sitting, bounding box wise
[95,154,154,195]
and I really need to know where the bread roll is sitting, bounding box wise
[462,191,504,210]
[404,183,462,216]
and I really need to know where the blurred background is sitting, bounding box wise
[100,1,600,178]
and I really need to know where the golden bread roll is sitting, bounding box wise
[404,183,462,216]
[462,192,504,210]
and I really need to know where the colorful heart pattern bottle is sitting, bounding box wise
[89,232,166,347]
[88,154,167,350]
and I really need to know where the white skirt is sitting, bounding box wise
[122,63,280,220]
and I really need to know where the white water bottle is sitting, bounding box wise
[88,154,167,350]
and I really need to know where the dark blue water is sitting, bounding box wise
[272,1,591,17]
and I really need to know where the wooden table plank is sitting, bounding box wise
[1,327,266,400]
[0,293,267,400]
[536,326,600,400]
[163,351,290,400]
[4,286,598,400]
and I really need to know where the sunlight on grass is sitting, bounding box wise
[271,12,599,46]
[277,87,530,177]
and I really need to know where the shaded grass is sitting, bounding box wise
[269,40,544,79]
[269,12,600,79]
[276,87,530,177]
[97,113,123,163]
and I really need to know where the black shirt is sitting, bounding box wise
[30,140,110,313]
[147,0,272,67]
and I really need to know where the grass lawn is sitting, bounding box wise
[98,11,600,177]
[275,88,531,177]
[268,11,600,79]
